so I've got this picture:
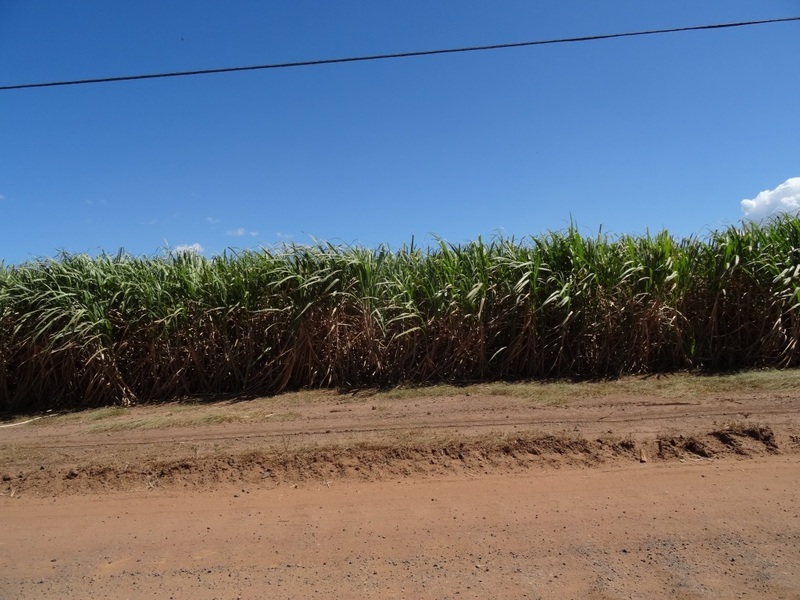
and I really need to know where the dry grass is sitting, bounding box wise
[80,404,304,433]
[7,367,793,433]
[374,368,800,405]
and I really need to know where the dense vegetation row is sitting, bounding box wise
[2,217,800,411]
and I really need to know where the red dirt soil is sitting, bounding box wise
[1,377,800,598]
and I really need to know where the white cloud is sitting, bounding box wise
[741,177,800,222]
[0,194,6,201]
[205,216,220,224]
[275,231,294,239]
[226,227,258,237]
[173,243,204,254]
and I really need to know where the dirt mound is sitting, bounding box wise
[2,425,790,497]
[656,424,780,460]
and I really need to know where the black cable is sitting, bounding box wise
[2,16,798,91]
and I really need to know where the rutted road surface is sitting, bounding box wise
[1,374,800,598]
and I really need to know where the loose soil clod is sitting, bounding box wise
[683,437,715,458]
[712,424,779,455]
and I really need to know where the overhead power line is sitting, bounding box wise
[2,16,799,91]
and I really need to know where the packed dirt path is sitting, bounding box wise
[2,458,800,599]
[2,372,800,597]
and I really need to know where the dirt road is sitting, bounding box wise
[1,373,800,598]
[3,459,800,599]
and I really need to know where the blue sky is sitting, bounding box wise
[1,1,799,264]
